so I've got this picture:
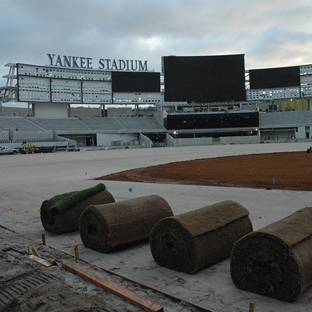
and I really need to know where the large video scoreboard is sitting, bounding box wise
[162,54,246,103]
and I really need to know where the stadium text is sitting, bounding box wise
[47,54,148,71]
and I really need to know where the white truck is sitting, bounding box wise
[0,146,19,155]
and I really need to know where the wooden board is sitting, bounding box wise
[29,254,52,267]
[62,261,163,312]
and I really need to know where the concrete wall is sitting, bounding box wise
[220,135,258,144]
[166,133,175,147]
[139,133,153,148]
[259,127,312,141]
[166,134,213,147]
[96,132,139,146]
[166,133,258,146]
[260,130,295,141]
[296,126,307,139]
[174,137,213,147]
[0,131,10,141]
[259,110,312,128]
[71,107,101,117]
[33,103,68,118]
[154,108,164,127]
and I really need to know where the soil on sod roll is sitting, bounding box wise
[96,152,312,191]
[150,200,253,274]
[231,206,312,302]
[79,195,173,253]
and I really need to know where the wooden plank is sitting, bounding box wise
[62,261,163,312]
[28,245,41,257]
[32,246,41,257]
[249,302,256,312]
[60,249,214,312]
[47,258,62,268]
[29,254,52,267]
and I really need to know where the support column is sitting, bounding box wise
[32,103,35,117]
[27,103,31,117]
[136,104,139,117]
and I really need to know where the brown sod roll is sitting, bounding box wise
[40,183,115,235]
[230,206,312,302]
[150,200,253,274]
[79,195,173,253]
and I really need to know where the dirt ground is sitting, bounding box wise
[0,229,199,312]
[97,151,312,191]
[2,149,312,312]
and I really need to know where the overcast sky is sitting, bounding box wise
[1,0,312,85]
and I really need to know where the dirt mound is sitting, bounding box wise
[96,152,312,191]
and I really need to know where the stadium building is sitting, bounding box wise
[0,54,312,151]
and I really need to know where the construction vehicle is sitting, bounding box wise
[21,143,39,154]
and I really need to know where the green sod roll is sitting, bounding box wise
[150,200,253,274]
[40,183,115,234]
[79,195,173,253]
[231,206,312,302]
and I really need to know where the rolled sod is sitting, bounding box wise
[79,195,173,253]
[150,200,253,274]
[230,206,312,302]
[40,183,115,234]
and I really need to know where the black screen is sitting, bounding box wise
[163,54,246,103]
[112,71,160,92]
[166,112,259,130]
[249,66,300,89]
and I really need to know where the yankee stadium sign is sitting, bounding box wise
[47,54,148,71]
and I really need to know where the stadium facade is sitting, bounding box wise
[1,54,312,150]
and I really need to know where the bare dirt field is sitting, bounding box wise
[97,151,312,191]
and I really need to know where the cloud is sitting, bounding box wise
[1,0,312,82]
